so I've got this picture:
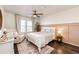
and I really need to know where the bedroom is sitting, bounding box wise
[0,5,79,54]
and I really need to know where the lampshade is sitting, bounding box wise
[57,30,62,34]
[57,30,62,36]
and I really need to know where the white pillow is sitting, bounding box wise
[6,32,14,39]
[13,32,18,37]
[0,30,3,38]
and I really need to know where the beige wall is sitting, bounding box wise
[54,24,69,43]
[68,24,79,47]
[3,10,16,30]
[42,23,79,47]
[0,6,16,31]
[40,7,79,47]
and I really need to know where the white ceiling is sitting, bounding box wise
[3,5,79,17]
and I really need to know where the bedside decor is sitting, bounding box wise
[56,35,62,42]
[56,30,63,42]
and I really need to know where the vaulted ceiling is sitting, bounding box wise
[3,5,79,17]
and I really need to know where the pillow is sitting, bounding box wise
[41,27,56,33]
[6,32,14,39]
[13,32,18,37]
[0,35,8,42]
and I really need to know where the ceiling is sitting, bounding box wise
[3,5,79,17]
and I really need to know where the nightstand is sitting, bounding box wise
[56,36,62,42]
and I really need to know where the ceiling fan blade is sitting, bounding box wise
[37,15,40,17]
[38,13,43,15]
[32,10,43,17]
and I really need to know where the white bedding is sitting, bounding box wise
[27,32,55,51]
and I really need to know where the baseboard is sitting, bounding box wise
[63,41,79,48]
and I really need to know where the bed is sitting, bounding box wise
[27,27,55,52]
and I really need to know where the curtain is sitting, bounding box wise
[15,14,31,34]
[15,14,21,33]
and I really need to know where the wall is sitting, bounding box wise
[40,7,79,25]
[40,7,79,47]
[0,6,16,31]
[55,23,79,47]
[41,23,79,47]
[68,24,79,47]
[3,10,16,31]
[54,24,69,43]
[0,6,14,54]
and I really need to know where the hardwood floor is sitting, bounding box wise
[48,41,79,54]
[14,44,19,54]
[14,40,79,54]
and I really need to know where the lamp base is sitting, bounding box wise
[56,36,62,43]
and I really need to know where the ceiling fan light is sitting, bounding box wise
[33,14,37,17]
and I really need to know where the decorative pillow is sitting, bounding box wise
[14,34,25,44]
[0,34,8,42]
[13,32,18,37]
[6,32,14,39]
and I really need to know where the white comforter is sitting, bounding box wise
[27,32,54,49]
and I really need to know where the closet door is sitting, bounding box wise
[69,24,79,46]
[0,10,2,29]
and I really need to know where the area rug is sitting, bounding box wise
[17,39,54,54]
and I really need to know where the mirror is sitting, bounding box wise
[0,10,2,29]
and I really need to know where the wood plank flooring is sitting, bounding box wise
[48,41,79,54]
[14,40,79,54]
[14,44,19,54]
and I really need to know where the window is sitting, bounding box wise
[27,20,32,32]
[20,20,26,32]
[20,19,32,33]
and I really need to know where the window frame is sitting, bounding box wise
[20,19,33,33]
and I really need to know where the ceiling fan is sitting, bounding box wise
[32,10,43,18]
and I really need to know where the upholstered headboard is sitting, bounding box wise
[41,26,56,39]
[42,27,55,32]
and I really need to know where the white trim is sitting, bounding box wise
[63,41,79,47]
